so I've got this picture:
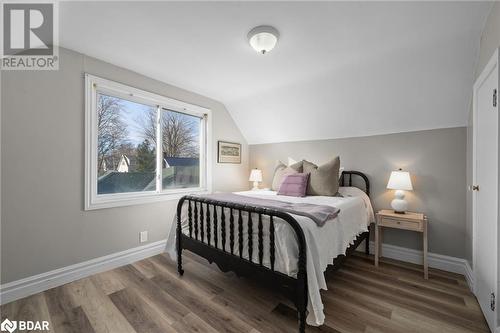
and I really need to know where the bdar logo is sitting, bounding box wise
[0,319,17,333]
[0,318,49,332]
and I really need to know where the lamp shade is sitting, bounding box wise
[249,169,263,182]
[387,170,413,191]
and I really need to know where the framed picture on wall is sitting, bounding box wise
[217,141,241,164]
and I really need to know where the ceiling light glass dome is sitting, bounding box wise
[248,26,279,54]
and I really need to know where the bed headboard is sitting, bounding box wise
[340,171,370,197]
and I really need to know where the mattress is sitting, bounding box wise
[165,186,375,326]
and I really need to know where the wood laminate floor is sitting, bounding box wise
[1,252,490,333]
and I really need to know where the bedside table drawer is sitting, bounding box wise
[379,217,422,231]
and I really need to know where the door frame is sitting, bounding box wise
[472,47,499,331]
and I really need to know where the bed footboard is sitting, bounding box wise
[176,195,308,333]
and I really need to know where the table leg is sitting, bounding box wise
[378,226,383,258]
[423,218,428,279]
[375,223,379,267]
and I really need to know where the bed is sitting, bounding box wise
[165,171,374,333]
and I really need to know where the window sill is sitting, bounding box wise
[85,188,209,211]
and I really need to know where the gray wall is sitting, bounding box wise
[250,127,467,259]
[465,2,500,267]
[476,3,500,77]
[1,48,249,284]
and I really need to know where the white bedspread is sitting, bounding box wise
[165,187,374,326]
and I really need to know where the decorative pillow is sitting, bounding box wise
[271,160,303,191]
[303,156,340,196]
[278,173,310,197]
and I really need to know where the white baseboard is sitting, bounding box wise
[0,240,167,305]
[464,260,474,291]
[357,240,472,287]
[0,239,474,305]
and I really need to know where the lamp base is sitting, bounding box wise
[251,181,260,191]
[391,190,408,213]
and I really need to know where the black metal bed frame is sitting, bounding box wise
[176,171,370,333]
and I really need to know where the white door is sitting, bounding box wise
[473,48,499,332]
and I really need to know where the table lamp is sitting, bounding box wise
[387,169,413,214]
[249,169,263,190]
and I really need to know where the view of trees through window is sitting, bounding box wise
[96,93,201,194]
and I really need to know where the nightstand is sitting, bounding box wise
[375,209,428,279]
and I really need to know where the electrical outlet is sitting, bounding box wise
[140,231,148,243]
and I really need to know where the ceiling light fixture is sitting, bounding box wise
[247,25,279,54]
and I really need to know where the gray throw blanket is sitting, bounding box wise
[193,193,340,227]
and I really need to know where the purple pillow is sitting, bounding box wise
[277,173,310,197]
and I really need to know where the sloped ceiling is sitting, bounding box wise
[60,1,491,144]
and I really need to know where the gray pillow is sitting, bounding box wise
[303,156,340,196]
[271,160,303,191]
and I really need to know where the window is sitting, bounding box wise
[160,109,202,191]
[85,74,211,210]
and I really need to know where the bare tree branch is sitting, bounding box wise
[97,95,127,174]
[140,109,199,158]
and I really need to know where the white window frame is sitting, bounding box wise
[85,74,212,210]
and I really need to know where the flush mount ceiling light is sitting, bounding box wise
[247,25,279,54]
